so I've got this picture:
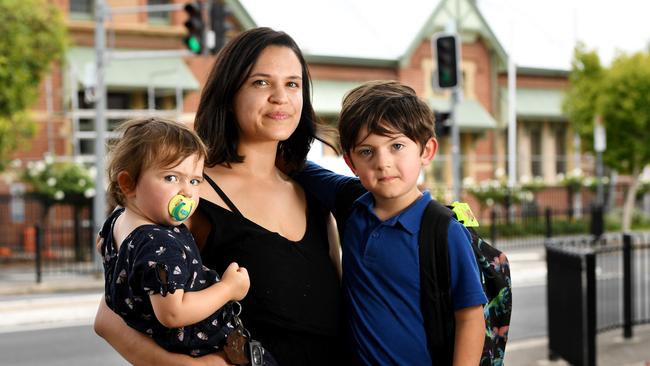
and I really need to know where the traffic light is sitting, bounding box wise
[183,2,204,54]
[433,34,460,89]
[434,111,451,137]
[209,0,226,54]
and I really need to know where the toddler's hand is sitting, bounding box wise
[221,262,250,301]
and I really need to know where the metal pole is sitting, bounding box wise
[35,225,42,284]
[596,151,604,205]
[507,37,517,191]
[450,89,461,201]
[583,252,596,366]
[93,0,107,270]
[45,76,55,154]
[623,233,633,338]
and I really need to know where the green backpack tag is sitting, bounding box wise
[451,201,479,227]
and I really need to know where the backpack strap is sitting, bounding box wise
[419,199,456,366]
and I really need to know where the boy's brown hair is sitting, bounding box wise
[338,80,435,154]
[107,117,207,207]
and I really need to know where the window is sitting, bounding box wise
[148,0,171,25]
[530,126,542,178]
[69,0,94,20]
[76,92,132,156]
[555,126,566,175]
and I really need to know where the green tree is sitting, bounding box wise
[0,0,67,169]
[563,44,650,231]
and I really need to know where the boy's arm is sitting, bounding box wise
[94,299,232,366]
[446,220,488,366]
[150,262,249,328]
[453,305,485,366]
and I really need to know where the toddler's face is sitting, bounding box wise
[130,154,204,226]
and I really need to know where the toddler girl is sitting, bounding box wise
[98,117,250,358]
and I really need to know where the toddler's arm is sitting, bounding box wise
[452,305,485,366]
[94,298,232,366]
[150,262,250,328]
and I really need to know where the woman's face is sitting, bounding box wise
[233,45,304,144]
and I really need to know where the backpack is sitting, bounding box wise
[419,200,512,366]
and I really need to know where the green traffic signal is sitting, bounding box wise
[434,34,459,88]
[186,35,202,53]
[183,2,204,54]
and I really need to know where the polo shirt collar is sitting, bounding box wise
[353,191,433,234]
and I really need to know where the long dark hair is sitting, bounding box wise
[194,27,331,172]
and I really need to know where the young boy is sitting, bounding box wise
[295,81,487,365]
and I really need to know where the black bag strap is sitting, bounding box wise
[419,199,456,366]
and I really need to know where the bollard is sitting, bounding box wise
[545,207,552,239]
[590,204,604,242]
[35,224,42,283]
[623,233,633,338]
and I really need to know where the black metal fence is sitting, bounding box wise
[0,194,96,279]
[546,233,650,366]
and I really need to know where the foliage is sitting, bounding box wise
[519,175,546,193]
[19,155,96,203]
[475,217,589,238]
[563,45,650,230]
[0,0,67,170]
[557,168,584,191]
[583,175,610,192]
[465,179,534,209]
[636,176,650,199]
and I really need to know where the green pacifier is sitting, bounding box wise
[168,195,195,222]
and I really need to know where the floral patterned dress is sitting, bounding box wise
[99,207,236,357]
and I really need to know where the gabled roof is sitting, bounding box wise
[236,0,438,62]
[400,0,508,69]
[231,0,650,73]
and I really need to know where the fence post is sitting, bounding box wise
[623,233,633,338]
[35,224,42,284]
[545,207,552,239]
[490,209,497,246]
[584,252,597,366]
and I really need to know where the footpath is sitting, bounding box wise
[1,249,649,365]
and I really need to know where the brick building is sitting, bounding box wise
[10,0,579,196]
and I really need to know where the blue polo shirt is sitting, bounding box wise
[294,162,487,365]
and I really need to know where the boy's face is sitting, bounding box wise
[344,125,437,209]
[127,154,204,226]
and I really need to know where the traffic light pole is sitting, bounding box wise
[92,1,193,270]
[450,88,461,201]
[93,0,107,270]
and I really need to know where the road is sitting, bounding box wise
[0,324,127,366]
[6,246,633,364]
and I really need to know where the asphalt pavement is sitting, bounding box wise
[1,248,649,366]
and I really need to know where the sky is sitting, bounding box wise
[479,0,650,69]
[239,0,650,70]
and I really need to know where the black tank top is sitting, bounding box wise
[198,175,342,344]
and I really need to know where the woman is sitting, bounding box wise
[94,27,346,366]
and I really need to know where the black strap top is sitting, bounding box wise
[198,175,341,337]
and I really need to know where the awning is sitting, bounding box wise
[429,98,497,131]
[512,88,566,120]
[311,80,364,116]
[499,88,566,121]
[67,48,200,91]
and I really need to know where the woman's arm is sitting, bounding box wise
[94,298,232,366]
[452,305,485,366]
[150,262,249,328]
